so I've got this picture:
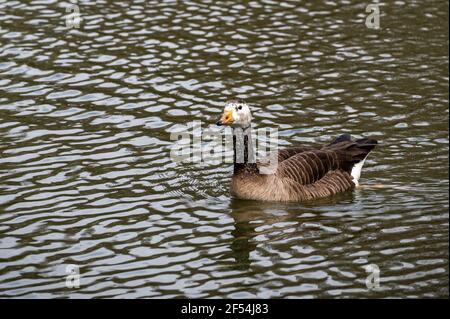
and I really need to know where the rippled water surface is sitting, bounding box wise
[0,0,448,298]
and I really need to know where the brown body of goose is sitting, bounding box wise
[217,100,378,202]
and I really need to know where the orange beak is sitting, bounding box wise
[216,110,233,126]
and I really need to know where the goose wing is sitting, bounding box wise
[275,135,377,187]
[256,146,316,173]
[275,149,345,185]
[277,146,316,162]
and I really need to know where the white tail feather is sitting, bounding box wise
[351,156,368,186]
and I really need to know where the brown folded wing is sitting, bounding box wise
[276,149,345,185]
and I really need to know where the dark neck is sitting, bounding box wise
[233,126,258,175]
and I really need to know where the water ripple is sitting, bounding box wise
[0,0,448,298]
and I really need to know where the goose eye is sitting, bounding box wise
[237,105,242,110]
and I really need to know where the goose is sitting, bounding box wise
[216,99,378,202]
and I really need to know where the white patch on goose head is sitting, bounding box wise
[217,100,252,128]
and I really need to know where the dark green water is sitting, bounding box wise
[0,0,448,298]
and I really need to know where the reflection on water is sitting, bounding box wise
[0,0,448,298]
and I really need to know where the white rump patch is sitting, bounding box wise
[351,156,367,186]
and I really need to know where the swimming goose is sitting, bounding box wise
[216,99,377,202]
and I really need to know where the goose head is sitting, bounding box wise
[216,99,252,129]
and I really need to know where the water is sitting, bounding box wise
[0,0,448,298]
